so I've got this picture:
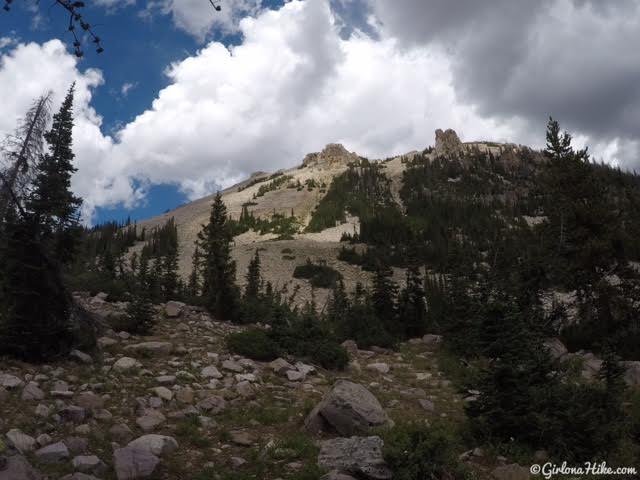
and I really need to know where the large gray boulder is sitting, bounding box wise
[305,380,389,435]
[622,361,640,386]
[113,446,160,480]
[0,455,42,480]
[127,435,178,457]
[318,436,392,480]
[543,338,568,360]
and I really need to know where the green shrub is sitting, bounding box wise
[309,341,349,370]
[227,329,280,361]
[293,260,342,288]
[383,420,471,480]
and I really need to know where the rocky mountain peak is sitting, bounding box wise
[434,128,463,157]
[302,143,360,169]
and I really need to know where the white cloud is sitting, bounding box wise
[0,0,537,223]
[120,82,138,97]
[0,37,16,50]
[142,0,264,41]
[112,0,516,200]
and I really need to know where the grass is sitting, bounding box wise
[175,415,213,448]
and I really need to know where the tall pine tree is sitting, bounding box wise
[197,192,239,320]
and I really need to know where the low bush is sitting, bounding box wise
[383,420,471,480]
[309,341,349,370]
[227,329,280,361]
[293,260,342,288]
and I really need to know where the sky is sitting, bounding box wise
[1,0,639,225]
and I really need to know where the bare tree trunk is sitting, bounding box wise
[0,92,52,220]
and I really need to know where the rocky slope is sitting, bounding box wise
[134,131,525,307]
[0,293,502,480]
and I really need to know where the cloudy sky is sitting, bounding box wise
[1,0,639,224]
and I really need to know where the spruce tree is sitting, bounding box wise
[0,85,82,361]
[397,262,427,338]
[245,250,262,299]
[371,261,398,334]
[27,84,82,263]
[197,192,239,320]
[187,246,201,297]
[162,249,179,300]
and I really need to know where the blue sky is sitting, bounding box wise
[1,0,286,224]
[2,0,640,225]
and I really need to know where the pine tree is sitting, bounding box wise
[245,250,262,298]
[162,249,179,300]
[0,85,82,361]
[197,192,239,320]
[397,262,427,338]
[27,84,82,263]
[371,261,398,334]
[187,246,201,297]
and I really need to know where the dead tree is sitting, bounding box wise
[0,92,52,221]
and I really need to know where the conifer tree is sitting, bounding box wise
[371,261,398,333]
[397,261,427,338]
[0,85,82,361]
[245,250,262,299]
[197,192,239,320]
[27,84,82,263]
[162,248,179,300]
[187,246,201,297]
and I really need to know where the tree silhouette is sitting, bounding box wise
[2,0,222,57]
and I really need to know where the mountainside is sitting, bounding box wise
[134,130,540,307]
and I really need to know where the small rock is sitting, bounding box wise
[200,366,223,379]
[127,434,178,456]
[235,381,255,398]
[229,431,254,447]
[367,363,390,374]
[36,434,52,447]
[222,360,244,373]
[98,337,118,349]
[110,424,134,442]
[34,404,51,417]
[155,375,176,385]
[124,342,173,355]
[151,387,173,401]
[113,357,141,372]
[164,301,185,317]
[422,334,443,346]
[6,429,36,453]
[60,405,86,423]
[35,441,69,463]
[113,446,160,480]
[318,436,392,480]
[286,370,305,382]
[341,340,359,356]
[136,410,166,432]
[418,399,435,412]
[77,392,104,410]
[21,382,45,401]
[70,350,93,364]
[72,455,105,474]
[230,456,247,467]
[269,358,294,375]
[0,373,23,390]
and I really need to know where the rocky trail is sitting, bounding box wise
[0,293,533,480]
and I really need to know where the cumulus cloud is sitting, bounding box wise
[369,0,640,167]
[15,0,632,224]
[111,0,513,200]
[0,40,136,222]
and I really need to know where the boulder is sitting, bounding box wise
[164,301,186,318]
[0,373,23,390]
[21,382,45,401]
[0,455,42,480]
[71,455,106,474]
[269,358,294,375]
[543,338,568,360]
[318,436,392,480]
[341,340,359,356]
[34,442,69,463]
[196,395,226,414]
[286,370,305,382]
[622,361,640,386]
[200,366,223,379]
[77,392,104,410]
[366,363,390,374]
[6,429,36,453]
[113,357,141,372]
[422,334,443,346]
[113,446,160,480]
[321,471,359,480]
[124,342,173,355]
[492,463,530,480]
[136,410,166,432]
[151,387,173,402]
[70,350,93,364]
[127,435,178,457]
[305,380,389,435]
